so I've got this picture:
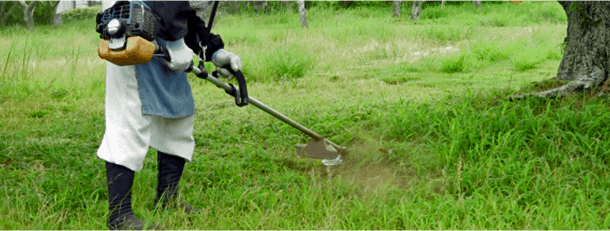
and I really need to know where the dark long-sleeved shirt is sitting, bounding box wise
[150,1,224,61]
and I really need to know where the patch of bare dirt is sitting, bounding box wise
[313,138,414,192]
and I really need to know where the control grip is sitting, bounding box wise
[214,66,249,107]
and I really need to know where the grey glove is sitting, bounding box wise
[165,38,194,72]
[211,49,242,80]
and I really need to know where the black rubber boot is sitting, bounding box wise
[155,151,200,213]
[105,162,156,230]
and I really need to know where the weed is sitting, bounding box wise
[441,53,467,73]
[49,88,69,100]
[512,47,545,71]
[246,44,315,82]
[470,39,510,63]
[418,25,473,43]
[28,110,49,118]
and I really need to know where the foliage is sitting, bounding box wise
[32,1,59,26]
[0,0,23,26]
[0,1,23,26]
[0,1,58,27]
[61,7,99,24]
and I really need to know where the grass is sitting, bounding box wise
[243,43,315,82]
[3,1,609,229]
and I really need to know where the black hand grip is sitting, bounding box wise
[233,69,249,107]
[154,44,171,62]
[214,65,249,107]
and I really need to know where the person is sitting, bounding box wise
[95,1,242,229]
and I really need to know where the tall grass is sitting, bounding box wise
[418,1,566,26]
[0,19,104,100]
[4,2,604,229]
[376,93,610,229]
[242,43,315,82]
[435,26,564,73]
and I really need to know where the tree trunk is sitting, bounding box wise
[556,1,609,81]
[296,0,308,28]
[512,1,610,100]
[0,1,18,26]
[393,1,401,17]
[411,0,423,21]
[19,0,37,31]
[24,6,35,30]
[472,0,481,8]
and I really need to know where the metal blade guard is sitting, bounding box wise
[296,139,344,166]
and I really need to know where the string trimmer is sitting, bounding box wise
[95,1,346,166]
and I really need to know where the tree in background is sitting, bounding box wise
[296,0,308,28]
[411,0,423,21]
[393,1,401,17]
[19,0,38,30]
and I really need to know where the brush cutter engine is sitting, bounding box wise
[96,1,160,65]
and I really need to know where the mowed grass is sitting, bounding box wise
[2,1,610,229]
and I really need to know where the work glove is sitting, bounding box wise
[165,38,194,72]
[211,49,242,80]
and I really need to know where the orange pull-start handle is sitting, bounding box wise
[97,36,156,66]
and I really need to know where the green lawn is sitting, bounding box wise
[2,1,610,229]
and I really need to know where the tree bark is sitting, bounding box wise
[0,1,18,26]
[393,1,401,17]
[472,0,481,8]
[512,1,610,100]
[19,0,37,31]
[296,0,308,28]
[410,0,423,21]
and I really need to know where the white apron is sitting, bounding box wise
[96,62,195,172]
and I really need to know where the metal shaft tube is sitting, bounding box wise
[191,66,345,151]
